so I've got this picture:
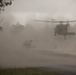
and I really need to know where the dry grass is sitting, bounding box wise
[0,67,62,75]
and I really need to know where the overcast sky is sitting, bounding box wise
[4,0,76,25]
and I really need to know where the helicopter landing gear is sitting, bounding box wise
[54,31,57,36]
[64,35,66,40]
[0,26,3,32]
[55,33,56,36]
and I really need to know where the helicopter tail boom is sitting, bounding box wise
[66,32,75,35]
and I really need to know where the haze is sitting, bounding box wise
[0,0,76,70]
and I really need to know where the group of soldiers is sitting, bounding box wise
[24,40,33,48]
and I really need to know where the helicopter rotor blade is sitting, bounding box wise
[32,20,60,23]
[32,20,76,23]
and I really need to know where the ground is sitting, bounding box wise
[0,68,62,75]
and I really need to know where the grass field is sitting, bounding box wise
[0,67,62,75]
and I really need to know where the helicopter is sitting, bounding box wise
[33,19,76,39]
[23,40,33,48]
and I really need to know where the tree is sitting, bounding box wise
[10,22,25,34]
[0,0,14,32]
[0,0,13,12]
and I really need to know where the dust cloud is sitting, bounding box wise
[0,13,76,70]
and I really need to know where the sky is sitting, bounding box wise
[3,0,76,25]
